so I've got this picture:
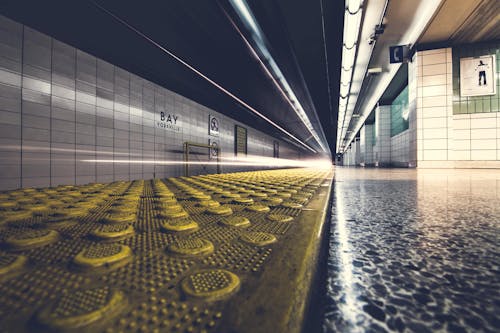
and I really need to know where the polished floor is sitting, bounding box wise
[324,168,500,333]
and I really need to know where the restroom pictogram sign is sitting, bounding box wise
[209,115,219,136]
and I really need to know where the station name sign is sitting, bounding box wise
[156,111,180,132]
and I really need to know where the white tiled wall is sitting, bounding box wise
[342,139,360,166]
[0,15,300,190]
[390,130,410,166]
[451,113,499,161]
[415,48,453,163]
[413,47,500,168]
[373,105,391,166]
[342,146,353,166]
[352,46,498,168]
[360,124,374,166]
[354,138,360,165]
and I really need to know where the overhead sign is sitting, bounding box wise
[156,111,180,132]
[209,115,219,136]
[389,45,408,64]
[460,54,496,97]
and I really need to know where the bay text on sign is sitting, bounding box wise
[156,112,180,132]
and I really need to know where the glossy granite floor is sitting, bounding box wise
[324,168,500,333]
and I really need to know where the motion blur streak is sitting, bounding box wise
[81,155,332,169]
[90,1,318,154]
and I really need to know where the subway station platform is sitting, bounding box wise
[1,1,499,332]
[0,168,333,333]
[325,168,500,333]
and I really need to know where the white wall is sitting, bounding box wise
[342,142,357,166]
[360,124,374,166]
[373,105,391,166]
[390,130,410,166]
[413,47,500,168]
[0,15,301,190]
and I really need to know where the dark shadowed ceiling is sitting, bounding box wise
[1,0,344,157]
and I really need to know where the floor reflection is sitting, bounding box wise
[324,168,500,333]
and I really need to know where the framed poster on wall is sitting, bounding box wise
[460,54,496,97]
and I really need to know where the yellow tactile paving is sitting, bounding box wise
[0,168,332,332]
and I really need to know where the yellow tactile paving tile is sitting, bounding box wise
[0,167,332,332]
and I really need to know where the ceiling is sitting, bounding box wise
[0,0,344,157]
[419,0,500,44]
[336,0,500,154]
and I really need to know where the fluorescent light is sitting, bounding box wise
[340,0,443,151]
[342,46,357,69]
[228,0,328,153]
[367,67,383,74]
[337,0,364,153]
[347,0,363,13]
[343,11,362,48]
[230,0,263,40]
[340,84,350,97]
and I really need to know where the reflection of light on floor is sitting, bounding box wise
[334,185,362,332]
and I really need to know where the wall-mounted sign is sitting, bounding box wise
[208,139,219,159]
[389,45,409,64]
[234,125,247,156]
[273,141,279,158]
[209,115,219,136]
[156,111,180,132]
[460,54,497,97]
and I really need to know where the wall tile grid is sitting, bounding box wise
[415,48,453,163]
[0,15,300,190]
[343,146,352,166]
[390,130,410,166]
[414,44,500,166]
[373,105,391,166]
[354,139,360,166]
[388,85,411,167]
[451,41,500,161]
[360,124,374,166]
[408,54,418,167]
[359,126,366,165]
[342,140,358,166]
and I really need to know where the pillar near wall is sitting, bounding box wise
[354,138,361,165]
[374,105,391,166]
[360,124,374,166]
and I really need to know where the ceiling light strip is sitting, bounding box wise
[336,1,364,152]
[222,9,323,149]
[90,1,317,153]
[341,0,443,151]
[339,0,388,153]
[227,0,327,153]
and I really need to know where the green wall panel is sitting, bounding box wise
[390,86,409,137]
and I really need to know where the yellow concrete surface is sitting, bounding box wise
[0,167,332,332]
